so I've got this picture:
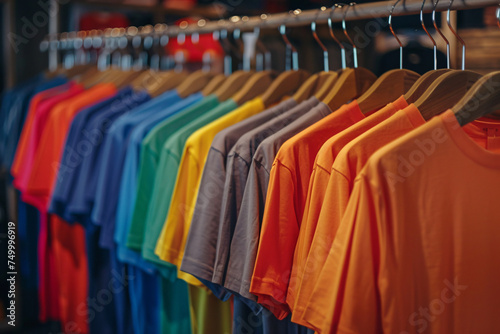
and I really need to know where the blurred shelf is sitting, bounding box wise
[72,0,227,19]
[459,27,500,73]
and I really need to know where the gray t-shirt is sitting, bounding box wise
[212,97,320,286]
[223,102,333,300]
[181,98,298,294]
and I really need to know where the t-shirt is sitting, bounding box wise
[141,98,233,271]
[11,81,79,181]
[291,96,409,325]
[2,76,68,170]
[225,101,332,304]
[23,83,118,210]
[64,91,151,219]
[156,98,264,285]
[300,104,426,329]
[90,90,181,249]
[11,82,85,323]
[0,74,45,167]
[30,83,117,334]
[303,110,500,334]
[250,101,366,319]
[114,93,203,272]
[212,97,320,287]
[126,95,221,257]
[11,83,85,193]
[181,98,299,296]
[48,88,132,220]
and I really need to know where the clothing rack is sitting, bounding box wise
[41,0,499,70]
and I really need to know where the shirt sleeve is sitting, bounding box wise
[249,158,296,319]
[181,147,226,281]
[293,166,353,320]
[156,145,202,286]
[302,173,384,334]
[127,144,158,250]
[223,158,266,303]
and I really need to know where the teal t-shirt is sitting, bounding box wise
[126,95,219,255]
[141,98,238,269]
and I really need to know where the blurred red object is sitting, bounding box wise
[79,12,130,31]
[165,17,224,63]
[163,0,196,10]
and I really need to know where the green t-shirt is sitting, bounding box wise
[141,98,238,268]
[126,95,219,256]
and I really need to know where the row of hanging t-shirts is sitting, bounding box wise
[3,54,500,334]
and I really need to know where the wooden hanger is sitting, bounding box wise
[291,13,339,103]
[114,70,144,89]
[213,70,255,101]
[322,3,378,111]
[357,2,421,114]
[452,71,500,126]
[261,70,310,106]
[150,71,190,96]
[80,68,117,88]
[260,22,314,106]
[312,71,341,100]
[357,69,420,114]
[322,68,377,111]
[176,70,214,98]
[292,73,320,103]
[413,0,485,120]
[201,74,227,95]
[414,70,482,120]
[232,71,277,105]
[404,69,451,103]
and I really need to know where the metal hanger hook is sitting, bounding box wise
[447,0,466,70]
[497,4,500,30]
[257,14,272,70]
[389,0,404,69]
[279,11,299,71]
[328,5,346,69]
[432,0,450,68]
[340,2,358,68]
[420,0,437,70]
[312,7,329,72]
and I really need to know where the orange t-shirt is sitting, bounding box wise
[21,83,116,333]
[303,110,500,334]
[22,83,117,209]
[11,82,80,180]
[299,104,425,329]
[250,101,365,319]
[290,96,408,325]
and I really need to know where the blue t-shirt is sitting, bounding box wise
[91,89,181,249]
[48,88,132,219]
[67,90,151,220]
[114,93,203,272]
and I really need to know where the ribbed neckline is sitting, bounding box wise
[441,110,500,169]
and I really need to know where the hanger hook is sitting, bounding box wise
[328,5,346,69]
[258,14,272,70]
[432,0,450,69]
[279,10,299,71]
[340,3,358,68]
[447,0,465,70]
[389,0,403,69]
[219,24,233,75]
[497,4,500,30]
[420,0,437,70]
[312,7,329,72]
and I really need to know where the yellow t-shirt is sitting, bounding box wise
[156,97,265,284]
